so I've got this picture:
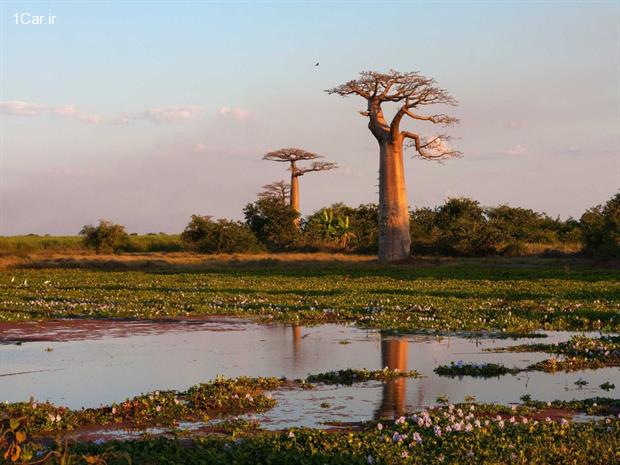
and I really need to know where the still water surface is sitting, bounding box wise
[0,318,617,428]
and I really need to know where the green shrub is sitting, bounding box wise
[303,203,378,253]
[79,220,130,254]
[580,193,620,258]
[243,198,300,251]
[181,216,262,254]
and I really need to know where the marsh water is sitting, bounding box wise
[0,318,618,429]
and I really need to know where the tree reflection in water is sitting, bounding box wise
[376,337,408,419]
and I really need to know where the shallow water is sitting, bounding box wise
[0,318,617,429]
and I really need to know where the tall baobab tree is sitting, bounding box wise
[258,180,290,203]
[263,148,337,214]
[327,70,461,262]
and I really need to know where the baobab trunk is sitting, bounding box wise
[378,138,411,262]
[290,173,300,213]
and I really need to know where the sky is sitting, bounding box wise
[0,0,618,235]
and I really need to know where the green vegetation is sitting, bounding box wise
[243,197,301,251]
[487,335,620,372]
[0,233,183,256]
[1,260,618,335]
[0,376,281,434]
[580,193,620,259]
[3,397,619,464]
[181,215,263,253]
[306,368,421,385]
[79,221,130,254]
[6,193,619,258]
[434,362,520,378]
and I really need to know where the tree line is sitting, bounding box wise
[80,192,619,259]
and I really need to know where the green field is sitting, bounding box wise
[1,257,618,335]
[0,234,183,255]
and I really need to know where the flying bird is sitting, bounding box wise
[314,62,319,67]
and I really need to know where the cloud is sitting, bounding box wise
[193,142,207,153]
[1,100,202,125]
[141,106,202,123]
[0,100,46,116]
[509,121,527,129]
[218,106,251,121]
[506,143,527,155]
[53,105,103,124]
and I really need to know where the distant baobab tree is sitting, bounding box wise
[263,148,338,215]
[258,180,290,203]
[327,70,461,262]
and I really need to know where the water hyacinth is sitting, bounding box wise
[2,266,618,335]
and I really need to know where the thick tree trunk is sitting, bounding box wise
[378,139,411,262]
[290,173,301,226]
[290,174,299,212]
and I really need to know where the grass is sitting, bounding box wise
[0,234,184,257]
[0,255,618,334]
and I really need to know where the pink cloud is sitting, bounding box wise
[0,100,46,116]
[218,106,251,121]
[506,143,527,155]
[53,105,103,124]
[141,106,202,123]
[193,142,207,153]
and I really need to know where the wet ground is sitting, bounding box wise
[1,318,618,430]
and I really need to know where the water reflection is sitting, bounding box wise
[376,338,408,419]
[0,319,617,429]
[292,325,302,369]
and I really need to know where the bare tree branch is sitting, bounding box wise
[258,180,290,202]
[296,161,338,176]
[327,70,460,150]
[263,148,338,177]
[402,132,462,161]
[263,148,322,163]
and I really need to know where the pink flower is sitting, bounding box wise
[156,406,161,412]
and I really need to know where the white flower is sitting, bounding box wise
[288,431,295,438]
[377,423,383,431]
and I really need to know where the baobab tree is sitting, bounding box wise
[258,180,290,203]
[262,148,337,214]
[327,70,461,262]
